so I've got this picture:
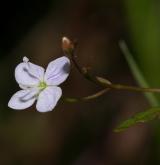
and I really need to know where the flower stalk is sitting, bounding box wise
[63,88,109,103]
[62,37,160,103]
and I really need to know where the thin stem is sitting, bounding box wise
[71,52,97,83]
[63,88,109,103]
[71,51,106,86]
[119,40,159,106]
[102,82,160,93]
[62,37,160,104]
[71,49,160,94]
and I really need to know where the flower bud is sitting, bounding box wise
[62,37,74,54]
[23,56,29,63]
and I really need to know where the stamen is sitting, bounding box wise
[38,81,47,90]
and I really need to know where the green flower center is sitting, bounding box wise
[39,81,47,89]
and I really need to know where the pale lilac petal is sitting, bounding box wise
[36,86,62,112]
[44,56,70,86]
[8,88,39,110]
[15,61,45,86]
[19,84,29,90]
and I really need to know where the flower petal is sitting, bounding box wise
[15,60,45,87]
[8,88,38,110]
[36,86,62,112]
[44,56,70,85]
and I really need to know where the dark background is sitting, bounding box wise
[0,0,160,164]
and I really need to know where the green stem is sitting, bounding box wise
[104,82,160,93]
[119,40,159,106]
[63,88,109,103]
[63,37,160,103]
[71,49,160,94]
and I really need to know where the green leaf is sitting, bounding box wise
[119,41,159,106]
[114,107,160,132]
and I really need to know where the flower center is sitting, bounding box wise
[38,81,47,90]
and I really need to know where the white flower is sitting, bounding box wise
[8,56,70,112]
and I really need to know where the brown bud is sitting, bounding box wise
[62,37,74,54]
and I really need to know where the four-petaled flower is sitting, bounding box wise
[8,56,70,112]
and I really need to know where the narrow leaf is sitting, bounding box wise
[119,41,159,106]
[114,107,160,132]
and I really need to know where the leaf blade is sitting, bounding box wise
[114,107,160,132]
[119,41,159,106]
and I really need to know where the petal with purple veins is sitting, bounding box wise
[36,86,62,112]
[15,61,45,86]
[8,88,38,110]
[44,56,70,86]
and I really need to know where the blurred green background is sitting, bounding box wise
[1,0,160,164]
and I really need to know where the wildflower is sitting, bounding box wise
[8,56,70,112]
